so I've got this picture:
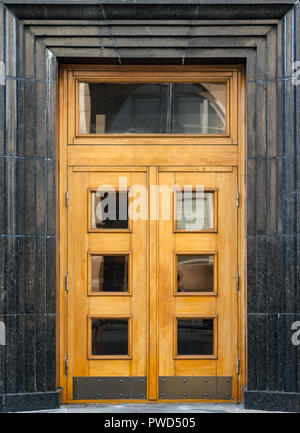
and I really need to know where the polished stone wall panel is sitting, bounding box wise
[0,2,59,411]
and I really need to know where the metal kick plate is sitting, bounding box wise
[159,376,232,400]
[73,377,147,400]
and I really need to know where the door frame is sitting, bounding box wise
[56,64,247,403]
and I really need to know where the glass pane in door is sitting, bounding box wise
[91,190,128,230]
[177,255,214,293]
[177,318,214,356]
[91,318,129,356]
[91,255,129,292]
[176,190,215,231]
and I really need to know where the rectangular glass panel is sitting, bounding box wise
[79,83,168,134]
[172,83,226,134]
[91,190,128,229]
[176,190,214,231]
[92,318,129,356]
[79,82,226,135]
[177,255,214,293]
[91,255,128,293]
[177,318,214,356]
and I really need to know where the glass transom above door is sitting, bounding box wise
[79,82,227,135]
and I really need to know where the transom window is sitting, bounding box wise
[79,82,226,135]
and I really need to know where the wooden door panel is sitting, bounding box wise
[67,169,90,399]
[175,236,217,251]
[89,234,131,251]
[67,169,148,400]
[157,168,238,399]
[175,361,217,376]
[89,360,131,377]
[89,298,132,314]
[67,165,238,401]
[174,299,216,314]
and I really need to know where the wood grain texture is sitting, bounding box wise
[67,170,147,383]
[157,169,238,399]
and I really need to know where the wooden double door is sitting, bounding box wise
[66,165,238,402]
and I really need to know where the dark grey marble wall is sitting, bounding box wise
[245,4,300,412]
[0,0,299,412]
[0,2,59,412]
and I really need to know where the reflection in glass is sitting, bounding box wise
[91,255,128,292]
[79,82,226,135]
[177,255,214,293]
[91,190,128,229]
[92,318,129,356]
[80,83,168,134]
[172,83,226,134]
[177,318,214,356]
[176,190,214,231]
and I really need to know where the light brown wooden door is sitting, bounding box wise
[156,167,238,401]
[67,168,148,401]
[66,165,238,401]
